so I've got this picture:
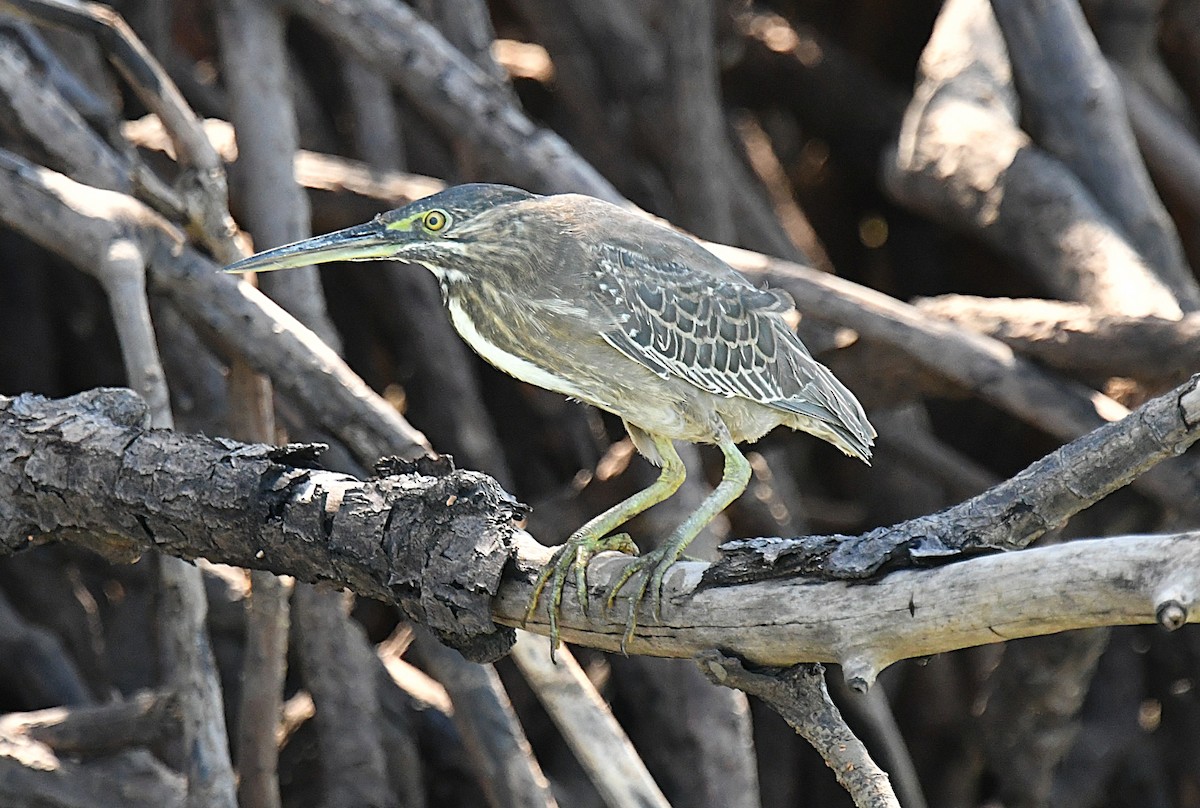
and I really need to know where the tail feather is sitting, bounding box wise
[769,367,875,463]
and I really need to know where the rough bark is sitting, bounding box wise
[4,386,1199,688]
[1,388,520,660]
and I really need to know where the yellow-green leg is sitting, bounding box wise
[607,434,752,651]
[525,433,685,655]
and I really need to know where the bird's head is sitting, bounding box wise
[224,183,537,279]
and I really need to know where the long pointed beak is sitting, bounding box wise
[224,220,402,274]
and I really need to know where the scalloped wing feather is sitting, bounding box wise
[590,244,874,458]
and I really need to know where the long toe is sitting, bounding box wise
[606,545,682,652]
[527,532,640,653]
[572,532,633,617]
[647,550,681,624]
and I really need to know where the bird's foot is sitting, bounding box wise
[524,531,639,659]
[605,544,686,654]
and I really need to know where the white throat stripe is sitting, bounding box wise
[446,298,585,398]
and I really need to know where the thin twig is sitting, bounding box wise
[235,570,289,808]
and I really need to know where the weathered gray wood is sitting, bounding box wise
[284,0,621,201]
[215,0,339,350]
[915,295,1200,384]
[699,656,899,808]
[4,386,1200,687]
[0,148,428,466]
[510,632,670,808]
[6,690,175,757]
[0,744,185,807]
[884,0,1187,317]
[0,0,242,262]
[292,586,396,807]
[990,0,1198,309]
[710,242,1200,516]
[709,375,1200,581]
[408,629,558,808]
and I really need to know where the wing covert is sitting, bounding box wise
[586,243,874,456]
[591,244,801,404]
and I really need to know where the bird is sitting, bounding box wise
[224,183,875,651]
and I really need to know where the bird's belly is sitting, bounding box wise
[446,296,787,445]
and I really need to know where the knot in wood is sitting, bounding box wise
[1156,600,1188,631]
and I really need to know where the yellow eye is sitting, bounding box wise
[424,210,449,232]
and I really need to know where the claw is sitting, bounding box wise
[575,559,590,618]
[525,531,639,659]
[619,574,650,654]
[605,545,685,654]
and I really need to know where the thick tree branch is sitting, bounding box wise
[0,388,520,660]
[710,374,1200,581]
[989,0,1196,307]
[3,386,1198,687]
[914,295,1200,384]
[883,0,1191,317]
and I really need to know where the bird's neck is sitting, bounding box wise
[435,272,471,307]
[420,262,470,305]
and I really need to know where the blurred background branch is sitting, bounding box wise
[0,0,1199,806]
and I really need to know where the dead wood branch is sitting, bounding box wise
[698,655,899,808]
[509,632,670,808]
[0,387,520,660]
[407,629,559,808]
[883,0,1190,317]
[989,0,1196,306]
[283,0,620,202]
[0,0,241,262]
[710,243,1200,516]
[3,384,1198,687]
[710,375,1200,582]
[122,121,1200,510]
[2,690,176,758]
[0,743,184,807]
[0,147,427,466]
[914,294,1200,384]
